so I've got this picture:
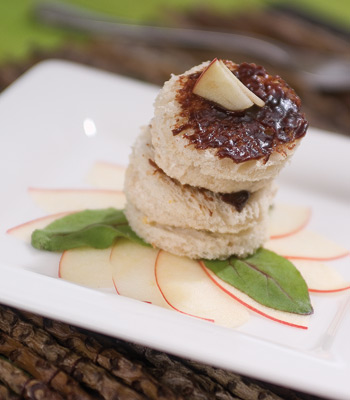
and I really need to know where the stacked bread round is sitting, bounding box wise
[124,61,308,259]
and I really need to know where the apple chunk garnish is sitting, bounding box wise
[86,161,126,191]
[59,247,114,288]
[265,230,349,261]
[28,188,126,213]
[110,239,169,307]
[155,250,250,328]
[193,59,265,111]
[269,203,311,239]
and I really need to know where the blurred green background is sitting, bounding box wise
[1,0,349,65]
[0,0,349,134]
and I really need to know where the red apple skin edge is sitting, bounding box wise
[6,211,70,235]
[269,209,312,240]
[155,250,214,323]
[58,252,65,279]
[112,277,155,305]
[112,277,121,295]
[199,261,308,330]
[109,249,154,303]
[192,58,218,91]
[286,252,350,262]
[110,250,121,296]
[309,286,350,294]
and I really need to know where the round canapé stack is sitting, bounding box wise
[124,60,308,260]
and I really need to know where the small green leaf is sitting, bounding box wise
[31,208,149,251]
[203,248,313,315]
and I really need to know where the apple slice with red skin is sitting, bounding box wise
[86,161,126,191]
[199,262,310,329]
[28,187,126,213]
[155,250,250,328]
[59,247,114,288]
[193,58,264,111]
[266,230,349,261]
[110,239,170,307]
[292,259,350,293]
[7,212,70,242]
[269,204,311,239]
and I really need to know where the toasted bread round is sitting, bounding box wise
[125,126,276,234]
[151,61,307,193]
[125,201,269,259]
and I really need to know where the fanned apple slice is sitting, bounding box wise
[265,230,349,261]
[28,188,126,213]
[193,59,264,111]
[292,259,350,293]
[200,262,309,329]
[110,239,169,307]
[269,203,311,239]
[7,212,70,242]
[156,251,250,328]
[86,161,126,190]
[59,247,114,288]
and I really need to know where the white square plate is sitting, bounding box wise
[1,60,350,399]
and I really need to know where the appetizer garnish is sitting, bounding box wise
[7,168,350,330]
[193,58,265,110]
[125,59,308,260]
[6,60,349,331]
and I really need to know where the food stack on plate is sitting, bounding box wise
[124,59,308,259]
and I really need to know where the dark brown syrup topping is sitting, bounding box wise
[148,158,163,173]
[221,191,250,212]
[173,62,308,163]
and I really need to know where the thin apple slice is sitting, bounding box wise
[28,188,126,213]
[200,262,309,329]
[292,259,350,293]
[110,239,169,307]
[265,230,349,261]
[59,247,114,288]
[86,161,126,190]
[7,212,70,242]
[193,59,264,111]
[155,251,250,328]
[269,203,311,239]
[218,60,265,107]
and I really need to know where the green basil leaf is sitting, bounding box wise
[203,248,313,315]
[31,208,149,251]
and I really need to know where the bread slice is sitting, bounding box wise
[125,126,276,234]
[125,201,269,259]
[151,61,304,193]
